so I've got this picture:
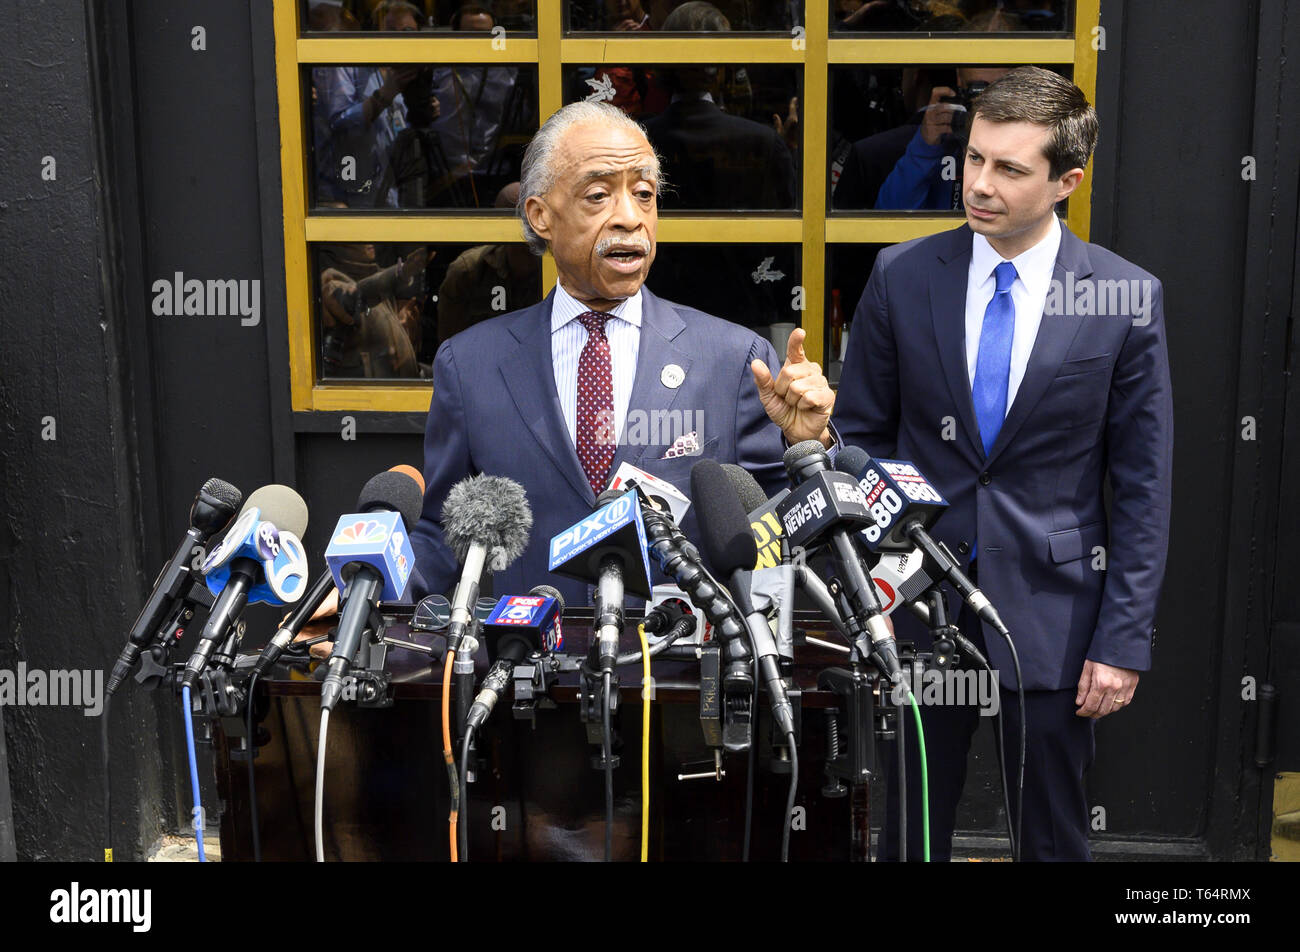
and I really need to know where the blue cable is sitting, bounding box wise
[181,685,207,863]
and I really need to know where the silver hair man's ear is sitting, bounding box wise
[517,100,665,256]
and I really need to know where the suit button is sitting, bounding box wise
[979,472,992,486]
[957,541,970,556]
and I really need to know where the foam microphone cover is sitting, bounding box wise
[690,459,758,578]
[442,474,532,572]
[389,463,426,493]
[239,484,309,538]
[834,445,872,477]
[720,464,768,514]
[357,470,424,530]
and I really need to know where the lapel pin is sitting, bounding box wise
[661,364,685,389]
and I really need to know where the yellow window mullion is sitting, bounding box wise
[801,0,828,366]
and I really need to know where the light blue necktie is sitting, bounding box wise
[969,260,1017,562]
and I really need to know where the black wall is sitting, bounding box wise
[0,0,167,860]
[0,0,1295,860]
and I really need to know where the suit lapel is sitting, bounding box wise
[498,291,596,503]
[984,222,1091,465]
[609,288,694,472]
[929,226,985,461]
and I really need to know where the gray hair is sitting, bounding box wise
[518,100,663,256]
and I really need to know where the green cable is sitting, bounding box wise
[905,689,931,862]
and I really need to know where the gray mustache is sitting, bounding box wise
[596,236,652,257]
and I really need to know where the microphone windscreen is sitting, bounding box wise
[389,463,425,494]
[200,477,242,514]
[783,439,828,471]
[240,484,309,538]
[720,464,767,514]
[835,445,872,477]
[442,475,532,572]
[595,487,626,509]
[530,583,565,615]
[357,470,424,530]
[690,459,758,578]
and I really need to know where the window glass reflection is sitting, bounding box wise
[831,1,1069,33]
[567,64,802,210]
[828,64,1070,212]
[302,1,537,34]
[825,244,886,385]
[645,244,801,334]
[313,234,543,381]
[566,0,803,32]
[309,64,538,209]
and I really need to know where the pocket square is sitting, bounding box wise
[661,431,702,459]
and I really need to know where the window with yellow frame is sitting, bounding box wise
[275,0,1099,413]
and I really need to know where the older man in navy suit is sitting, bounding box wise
[834,68,1173,860]
[410,100,835,606]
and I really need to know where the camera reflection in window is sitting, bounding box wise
[833,13,1027,210]
[319,243,430,379]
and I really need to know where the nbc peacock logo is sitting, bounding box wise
[333,520,389,546]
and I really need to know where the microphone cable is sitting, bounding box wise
[946,629,1019,861]
[442,648,460,862]
[181,685,207,862]
[101,695,112,862]
[898,679,907,862]
[458,728,473,862]
[638,623,650,862]
[314,707,330,862]
[246,671,262,862]
[603,669,614,862]
[995,630,1026,862]
[781,731,798,862]
[901,684,931,861]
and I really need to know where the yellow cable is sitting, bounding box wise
[639,623,650,863]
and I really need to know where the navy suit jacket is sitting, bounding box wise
[833,222,1173,691]
[410,286,789,606]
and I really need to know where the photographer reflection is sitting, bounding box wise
[319,243,432,379]
[312,1,440,208]
[426,7,533,206]
[873,65,1011,210]
[642,2,797,209]
[436,183,542,343]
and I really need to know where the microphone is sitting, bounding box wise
[442,475,533,653]
[721,463,853,640]
[319,468,425,711]
[184,485,310,690]
[692,460,795,739]
[549,488,652,674]
[466,585,565,732]
[778,441,901,680]
[109,478,242,695]
[835,446,1008,636]
[254,464,426,680]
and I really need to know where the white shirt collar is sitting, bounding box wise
[550,281,643,333]
[970,216,1062,298]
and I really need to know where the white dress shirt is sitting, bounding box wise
[964,217,1063,413]
[551,282,642,447]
